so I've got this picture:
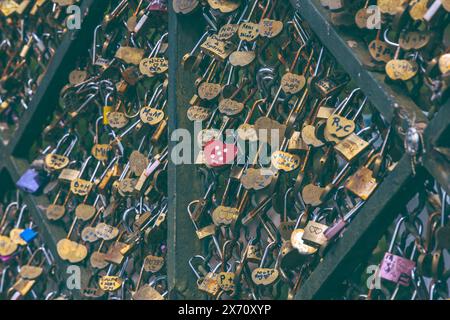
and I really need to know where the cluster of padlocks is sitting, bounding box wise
[0,0,448,300]
[0,0,78,142]
[176,0,449,300]
[2,0,169,300]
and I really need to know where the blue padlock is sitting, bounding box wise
[20,228,38,243]
[16,168,48,194]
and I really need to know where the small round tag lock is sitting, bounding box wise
[144,255,165,273]
[44,154,70,171]
[302,184,325,207]
[91,144,111,161]
[325,115,356,139]
[95,223,119,241]
[368,40,395,63]
[140,106,165,125]
[57,239,88,263]
[259,19,283,38]
[377,0,407,15]
[218,98,244,116]
[90,252,109,269]
[212,206,239,226]
[281,72,306,94]
[75,204,96,221]
[19,248,46,280]
[139,57,168,76]
[399,31,430,50]
[241,168,273,190]
[107,111,129,129]
[187,106,211,121]
[70,178,93,196]
[81,226,99,243]
[46,204,66,221]
[385,59,418,81]
[217,24,239,40]
[271,151,301,172]
[99,276,123,292]
[409,0,428,20]
[198,82,222,100]
[229,51,255,67]
[129,151,149,176]
[302,125,325,147]
[238,22,259,42]
[251,268,279,286]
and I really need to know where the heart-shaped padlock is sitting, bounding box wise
[204,140,238,167]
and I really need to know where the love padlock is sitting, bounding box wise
[20,228,38,244]
[16,168,49,194]
[204,140,238,168]
[379,217,416,286]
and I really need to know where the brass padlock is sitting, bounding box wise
[11,278,36,297]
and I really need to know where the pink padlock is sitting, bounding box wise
[204,140,238,168]
[324,201,365,240]
[148,0,167,12]
[379,216,416,286]
[0,254,13,262]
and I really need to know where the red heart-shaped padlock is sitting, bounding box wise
[204,140,238,167]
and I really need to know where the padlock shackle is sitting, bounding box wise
[259,240,276,268]
[26,246,47,267]
[283,187,295,222]
[440,190,447,227]
[92,24,101,61]
[149,32,168,58]
[388,216,407,253]
[99,156,121,181]
[14,204,27,228]
[333,88,361,115]
[0,266,11,292]
[135,258,148,291]
[149,275,167,287]
[0,201,19,230]
[189,255,207,279]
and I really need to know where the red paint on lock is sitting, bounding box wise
[204,140,238,167]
